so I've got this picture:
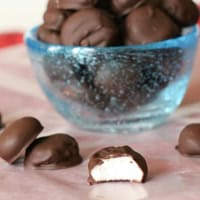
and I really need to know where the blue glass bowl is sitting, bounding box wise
[25,26,199,133]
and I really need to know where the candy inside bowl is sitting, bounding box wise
[25,25,199,133]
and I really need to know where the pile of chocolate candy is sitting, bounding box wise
[38,0,199,115]
[38,0,199,46]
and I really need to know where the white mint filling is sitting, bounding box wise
[91,156,143,182]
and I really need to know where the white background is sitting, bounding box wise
[0,0,47,31]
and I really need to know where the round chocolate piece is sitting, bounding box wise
[24,134,82,170]
[159,0,199,26]
[61,8,119,47]
[0,117,43,163]
[125,4,181,45]
[43,8,65,31]
[88,146,148,185]
[110,0,146,16]
[47,0,97,10]
[176,124,200,156]
[37,25,61,44]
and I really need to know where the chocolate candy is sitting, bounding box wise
[60,8,119,46]
[43,8,66,31]
[158,0,199,27]
[37,25,61,44]
[0,117,43,163]
[110,0,146,16]
[24,134,82,170]
[176,124,200,156]
[88,146,148,185]
[93,63,142,111]
[48,0,97,10]
[92,47,183,114]
[42,52,107,110]
[41,0,199,47]
[125,4,181,45]
[43,45,183,114]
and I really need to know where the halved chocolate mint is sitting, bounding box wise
[24,134,82,170]
[88,146,148,185]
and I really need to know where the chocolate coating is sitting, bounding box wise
[88,146,148,184]
[125,4,181,45]
[48,0,97,10]
[61,8,119,46]
[0,117,43,163]
[159,0,199,26]
[111,0,146,16]
[37,25,61,44]
[176,124,200,156]
[24,134,82,170]
[43,8,65,31]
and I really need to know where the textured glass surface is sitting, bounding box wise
[25,26,199,133]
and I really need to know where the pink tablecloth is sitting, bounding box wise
[0,44,200,200]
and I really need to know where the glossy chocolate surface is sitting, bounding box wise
[0,117,43,163]
[24,134,82,170]
[158,0,199,26]
[110,0,146,16]
[61,8,119,46]
[125,4,181,45]
[48,0,97,10]
[176,124,200,156]
[88,146,148,184]
[37,25,61,44]
[40,0,199,46]
[43,8,65,31]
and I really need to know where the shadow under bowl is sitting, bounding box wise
[25,25,199,133]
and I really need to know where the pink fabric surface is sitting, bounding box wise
[0,45,200,200]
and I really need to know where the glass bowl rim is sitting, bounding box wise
[25,25,199,53]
